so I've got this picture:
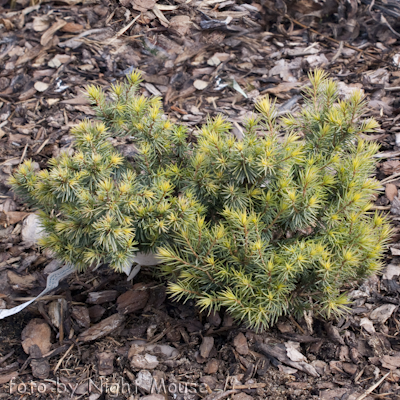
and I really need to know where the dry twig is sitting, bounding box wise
[355,372,391,400]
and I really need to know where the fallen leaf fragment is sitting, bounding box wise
[156,4,178,10]
[393,54,400,67]
[129,341,179,359]
[33,69,54,79]
[133,251,163,265]
[279,365,298,375]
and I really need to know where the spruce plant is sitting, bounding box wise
[10,70,391,330]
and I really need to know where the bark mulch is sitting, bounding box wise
[0,0,400,399]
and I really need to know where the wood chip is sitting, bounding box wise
[385,183,398,201]
[117,284,150,314]
[32,16,51,32]
[34,81,49,92]
[0,211,30,225]
[21,319,52,355]
[131,0,156,12]
[40,19,67,46]
[200,336,214,358]
[194,79,209,90]
[169,15,191,36]
[78,313,125,342]
[256,342,319,377]
[152,5,169,27]
[7,271,37,291]
[87,290,118,305]
[0,371,18,385]
[97,352,115,376]
[233,332,249,355]
[61,22,84,33]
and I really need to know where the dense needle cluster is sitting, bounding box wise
[10,70,391,329]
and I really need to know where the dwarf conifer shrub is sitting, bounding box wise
[10,70,391,329]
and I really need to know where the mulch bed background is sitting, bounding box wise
[0,0,400,399]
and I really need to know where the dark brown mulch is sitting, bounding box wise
[0,0,400,399]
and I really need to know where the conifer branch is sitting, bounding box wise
[9,69,391,330]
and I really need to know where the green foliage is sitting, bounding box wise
[9,72,200,271]
[10,70,391,330]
